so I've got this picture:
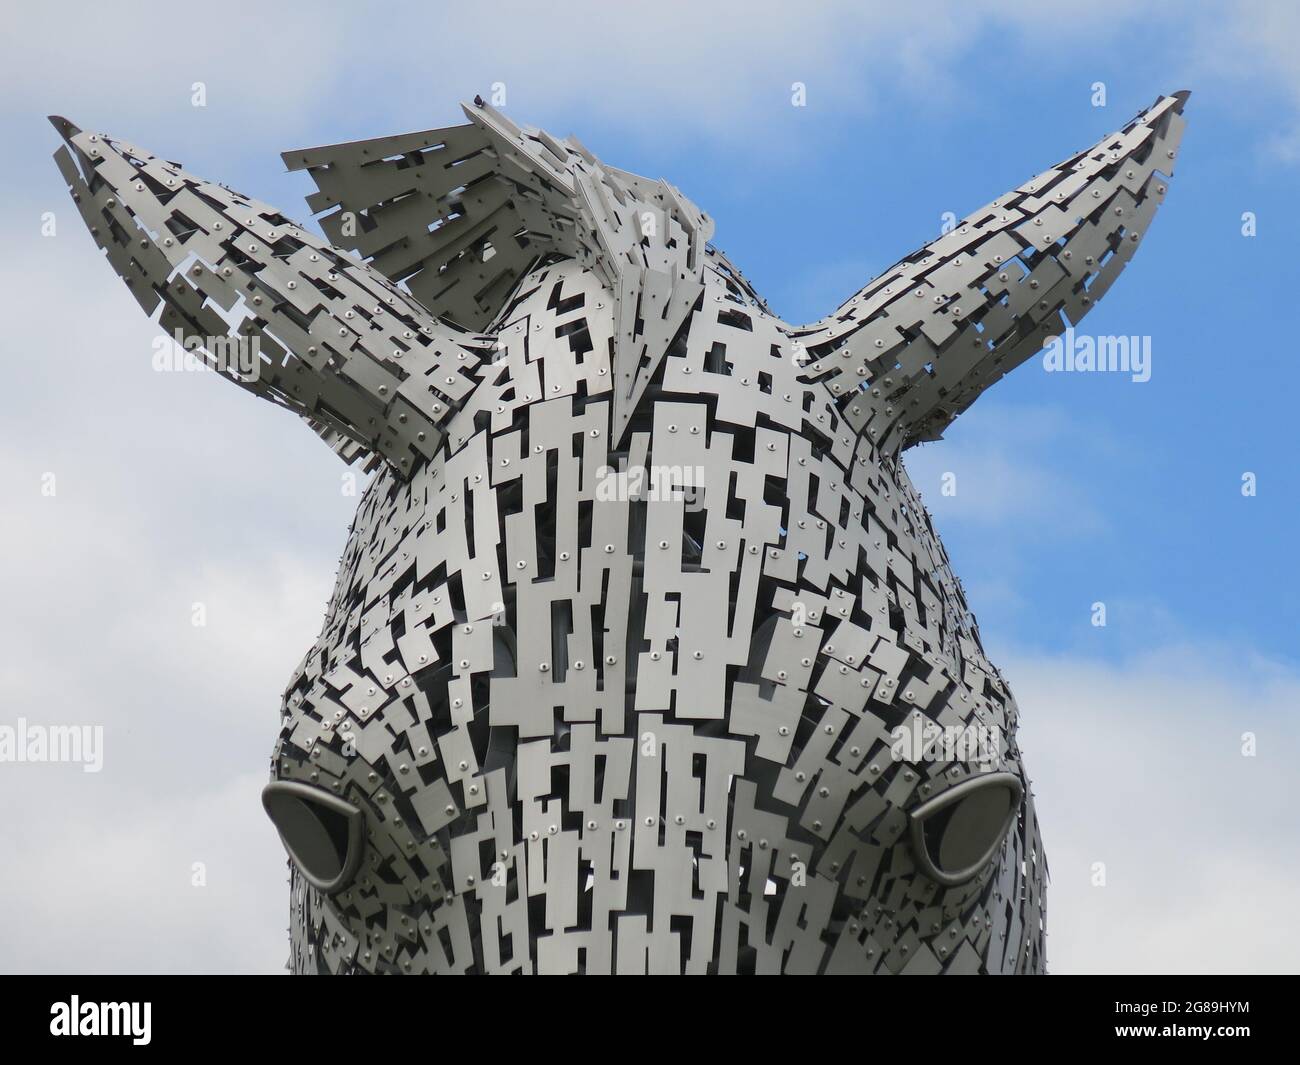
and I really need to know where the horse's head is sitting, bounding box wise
[52,91,1186,973]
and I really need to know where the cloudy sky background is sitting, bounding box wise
[1,0,1296,973]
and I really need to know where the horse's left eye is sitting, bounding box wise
[909,772,1022,887]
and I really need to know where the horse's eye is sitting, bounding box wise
[909,772,1022,886]
[262,782,364,894]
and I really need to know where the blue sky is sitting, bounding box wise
[1,1,1297,973]
[10,0,1293,666]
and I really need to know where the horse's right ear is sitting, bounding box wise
[50,116,492,477]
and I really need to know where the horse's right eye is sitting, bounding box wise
[262,781,364,895]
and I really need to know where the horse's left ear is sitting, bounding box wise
[792,92,1189,455]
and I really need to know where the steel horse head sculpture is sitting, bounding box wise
[52,91,1187,973]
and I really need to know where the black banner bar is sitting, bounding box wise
[0,974,1290,1050]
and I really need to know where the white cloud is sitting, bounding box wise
[3,1,1298,976]
[1012,646,1300,974]
[0,231,357,972]
[3,769,288,973]
[7,0,1300,169]
[1187,0,1300,162]
[0,0,1182,153]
